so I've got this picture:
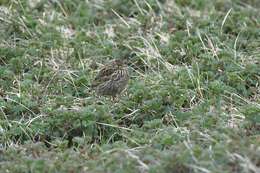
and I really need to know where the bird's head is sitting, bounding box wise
[114,59,127,68]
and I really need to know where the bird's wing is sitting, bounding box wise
[92,64,117,87]
[94,66,115,80]
[110,68,128,82]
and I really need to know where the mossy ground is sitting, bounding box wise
[0,0,259,172]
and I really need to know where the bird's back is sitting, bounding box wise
[96,67,129,97]
[91,59,123,87]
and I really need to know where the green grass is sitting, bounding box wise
[0,0,259,172]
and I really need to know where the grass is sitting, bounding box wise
[0,0,259,172]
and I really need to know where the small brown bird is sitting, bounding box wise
[92,59,129,99]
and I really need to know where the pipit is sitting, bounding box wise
[92,59,129,99]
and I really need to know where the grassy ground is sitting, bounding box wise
[0,0,260,172]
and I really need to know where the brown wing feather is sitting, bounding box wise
[91,59,124,87]
[96,67,129,97]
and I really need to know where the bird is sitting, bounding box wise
[91,59,124,87]
[92,59,129,99]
